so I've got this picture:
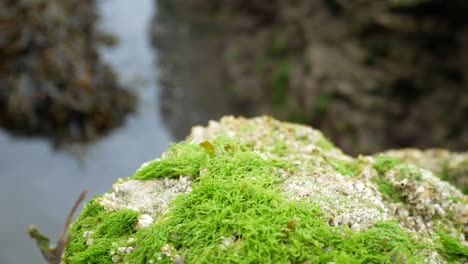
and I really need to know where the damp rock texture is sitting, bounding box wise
[64,116,467,263]
[383,148,468,195]
[0,0,136,142]
[152,0,468,155]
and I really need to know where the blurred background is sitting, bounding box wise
[0,0,467,263]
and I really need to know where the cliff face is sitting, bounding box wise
[152,0,468,155]
[64,116,467,263]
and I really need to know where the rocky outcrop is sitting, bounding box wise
[152,0,468,155]
[0,0,136,142]
[384,148,468,194]
[64,116,467,263]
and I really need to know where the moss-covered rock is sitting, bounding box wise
[64,116,467,263]
[383,149,468,195]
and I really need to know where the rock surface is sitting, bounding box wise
[0,0,136,142]
[152,0,468,155]
[384,148,468,195]
[64,116,467,263]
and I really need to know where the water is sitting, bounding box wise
[0,1,172,263]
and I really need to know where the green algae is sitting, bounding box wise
[200,140,216,157]
[328,158,358,177]
[65,201,139,264]
[316,137,337,152]
[373,154,400,175]
[124,140,431,263]
[372,156,428,202]
[372,155,403,203]
[376,178,402,203]
[130,189,429,263]
[397,165,423,181]
[133,143,208,180]
[271,141,289,157]
[438,231,468,262]
[383,150,468,194]
[66,135,463,263]
[133,137,286,182]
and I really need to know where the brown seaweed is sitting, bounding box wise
[0,0,136,143]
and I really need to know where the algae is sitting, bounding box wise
[65,201,139,263]
[133,143,208,180]
[65,117,467,263]
[316,137,337,152]
[124,139,430,263]
[328,158,358,177]
[373,154,400,175]
[376,178,402,203]
[438,231,468,262]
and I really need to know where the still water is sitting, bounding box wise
[0,0,172,263]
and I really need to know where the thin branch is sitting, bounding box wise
[29,189,89,264]
[58,189,89,247]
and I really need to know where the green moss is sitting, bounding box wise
[398,165,423,181]
[133,142,208,180]
[121,140,431,263]
[316,137,337,152]
[372,157,406,203]
[448,196,460,203]
[67,138,447,263]
[373,154,400,175]
[438,232,468,262]
[376,178,401,203]
[65,201,140,263]
[328,158,358,177]
[133,137,285,181]
[270,141,290,157]
[129,180,428,263]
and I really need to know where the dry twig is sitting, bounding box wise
[29,189,89,264]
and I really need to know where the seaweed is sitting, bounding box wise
[64,202,139,264]
[65,135,462,263]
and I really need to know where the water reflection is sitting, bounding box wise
[0,0,171,263]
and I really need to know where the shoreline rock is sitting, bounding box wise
[64,116,467,263]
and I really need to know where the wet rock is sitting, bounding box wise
[64,116,467,263]
[383,148,468,194]
[152,0,468,155]
[0,0,136,143]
